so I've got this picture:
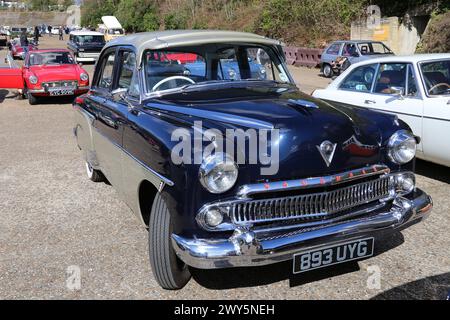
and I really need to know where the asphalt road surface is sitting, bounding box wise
[0,36,449,299]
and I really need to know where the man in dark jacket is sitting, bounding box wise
[20,30,29,57]
[34,26,40,45]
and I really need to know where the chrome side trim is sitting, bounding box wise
[121,146,174,187]
[172,188,432,269]
[237,164,390,198]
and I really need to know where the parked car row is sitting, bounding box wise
[70,30,433,290]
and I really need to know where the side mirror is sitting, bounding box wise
[78,62,83,67]
[111,88,128,101]
[389,86,405,98]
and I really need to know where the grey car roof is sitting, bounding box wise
[104,30,283,66]
[329,40,385,44]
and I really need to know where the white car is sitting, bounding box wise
[313,53,450,167]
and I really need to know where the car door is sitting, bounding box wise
[87,47,127,191]
[0,59,24,89]
[363,63,424,152]
[418,59,450,166]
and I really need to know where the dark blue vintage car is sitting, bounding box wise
[73,30,432,290]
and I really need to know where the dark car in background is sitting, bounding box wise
[320,40,394,77]
[67,30,105,63]
[73,30,432,290]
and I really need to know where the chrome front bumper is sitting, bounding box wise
[172,189,432,269]
[28,86,89,94]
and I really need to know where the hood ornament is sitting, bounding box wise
[317,140,337,167]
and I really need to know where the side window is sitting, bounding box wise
[407,64,418,96]
[117,50,139,97]
[97,51,116,90]
[339,64,377,92]
[374,63,407,94]
[326,43,340,55]
[342,43,357,57]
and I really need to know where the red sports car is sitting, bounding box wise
[8,38,38,59]
[0,49,90,105]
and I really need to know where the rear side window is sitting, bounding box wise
[339,64,377,92]
[326,43,341,55]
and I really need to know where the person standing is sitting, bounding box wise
[34,26,40,45]
[48,25,52,36]
[59,26,63,41]
[20,30,29,57]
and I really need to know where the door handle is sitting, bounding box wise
[364,100,376,104]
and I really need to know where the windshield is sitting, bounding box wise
[144,45,291,94]
[420,59,450,96]
[108,28,124,35]
[357,42,393,55]
[76,35,105,44]
[29,52,75,66]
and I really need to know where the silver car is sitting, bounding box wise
[320,40,394,77]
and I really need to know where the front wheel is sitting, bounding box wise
[322,63,333,78]
[27,92,39,105]
[149,193,191,290]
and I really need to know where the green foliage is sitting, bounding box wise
[143,11,160,31]
[27,0,58,11]
[116,0,159,32]
[164,12,188,30]
[416,11,450,53]
[81,0,119,28]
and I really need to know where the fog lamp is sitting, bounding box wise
[204,209,223,227]
[393,173,415,195]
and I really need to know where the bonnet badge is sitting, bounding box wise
[317,140,337,167]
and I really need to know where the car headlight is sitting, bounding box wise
[29,75,38,84]
[199,153,238,194]
[387,130,416,164]
[80,73,89,81]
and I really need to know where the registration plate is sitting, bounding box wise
[293,237,374,274]
[49,89,75,96]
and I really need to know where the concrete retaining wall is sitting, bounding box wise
[0,11,69,27]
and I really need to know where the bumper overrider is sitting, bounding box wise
[171,166,432,269]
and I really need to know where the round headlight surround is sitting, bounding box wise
[29,75,38,84]
[199,152,238,194]
[387,130,417,164]
[80,73,89,81]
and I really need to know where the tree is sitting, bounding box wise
[116,0,160,32]
[80,0,119,28]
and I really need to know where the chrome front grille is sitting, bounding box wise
[43,80,78,89]
[231,176,391,225]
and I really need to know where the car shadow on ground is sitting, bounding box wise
[32,96,77,105]
[0,89,20,103]
[370,272,450,300]
[415,159,450,184]
[190,231,405,290]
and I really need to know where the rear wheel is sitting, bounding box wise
[85,161,104,182]
[322,63,333,78]
[149,193,191,290]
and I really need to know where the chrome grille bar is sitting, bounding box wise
[231,176,391,224]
